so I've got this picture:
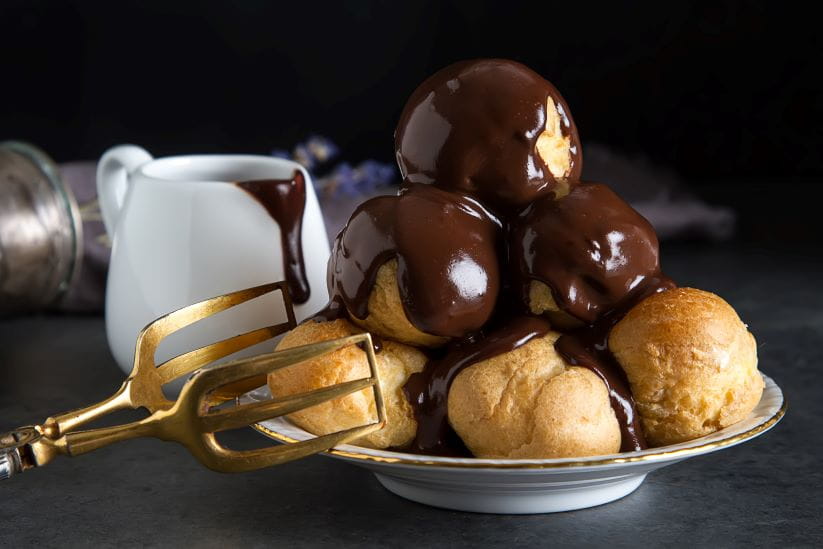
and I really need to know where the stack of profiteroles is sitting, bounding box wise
[268,59,763,459]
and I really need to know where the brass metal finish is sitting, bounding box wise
[0,281,385,478]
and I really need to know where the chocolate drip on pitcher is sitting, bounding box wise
[236,170,310,303]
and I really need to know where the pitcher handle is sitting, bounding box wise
[96,145,153,236]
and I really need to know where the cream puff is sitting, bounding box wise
[609,288,763,446]
[268,318,425,449]
[448,331,621,458]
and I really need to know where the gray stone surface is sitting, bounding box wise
[1,243,820,548]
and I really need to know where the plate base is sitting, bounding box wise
[374,472,647,514]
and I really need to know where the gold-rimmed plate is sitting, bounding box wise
[248,373,784,514]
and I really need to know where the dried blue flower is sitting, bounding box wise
[270,135,397,198]
[354,160,396,193]
[328,162,357,195]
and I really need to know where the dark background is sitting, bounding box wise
[2,0,822,242]
[2,3,820,542]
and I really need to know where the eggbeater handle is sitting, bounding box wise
[0,426,42,480]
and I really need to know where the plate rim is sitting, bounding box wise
[252,372,785,470]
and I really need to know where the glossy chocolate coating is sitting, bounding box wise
[327,196,396,321]
[511,182,668,324]
[236,170,310,303]
[395,59,582,208]
[395,185,501,336]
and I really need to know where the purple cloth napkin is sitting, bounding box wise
[58,162,109,312]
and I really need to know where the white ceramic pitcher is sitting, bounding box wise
[96,145,330,378]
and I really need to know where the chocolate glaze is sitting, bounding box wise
[236,170,310,303]
[327,184,501,338]
[327,196,396,320]
[403,316,552,456]
[395,59,582,208]
[395,185,501,336]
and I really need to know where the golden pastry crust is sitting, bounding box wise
[448,331,621,458]
[528,279,561,315]
[609,287,763,446]
[528,280,583,330]
[267,318,426,449]
[350,259,449,348]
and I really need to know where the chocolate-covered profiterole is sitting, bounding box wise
[236,170,310,303]
[511,182,671,324]
[395,59,582,208]
[327,183,501,338]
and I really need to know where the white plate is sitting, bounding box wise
[249,373,785,514]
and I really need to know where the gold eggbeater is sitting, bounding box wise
[0,281,385,480]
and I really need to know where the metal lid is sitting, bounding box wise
[0,141,83,311]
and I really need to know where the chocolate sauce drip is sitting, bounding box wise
[327,184,501,338]
[236,170,310,303]
[327,196,396,320]
[360,334,384,355]
[395,59,582,208]
[554,279,674,452]
[403,316,552,456]
[511,182,665,324]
